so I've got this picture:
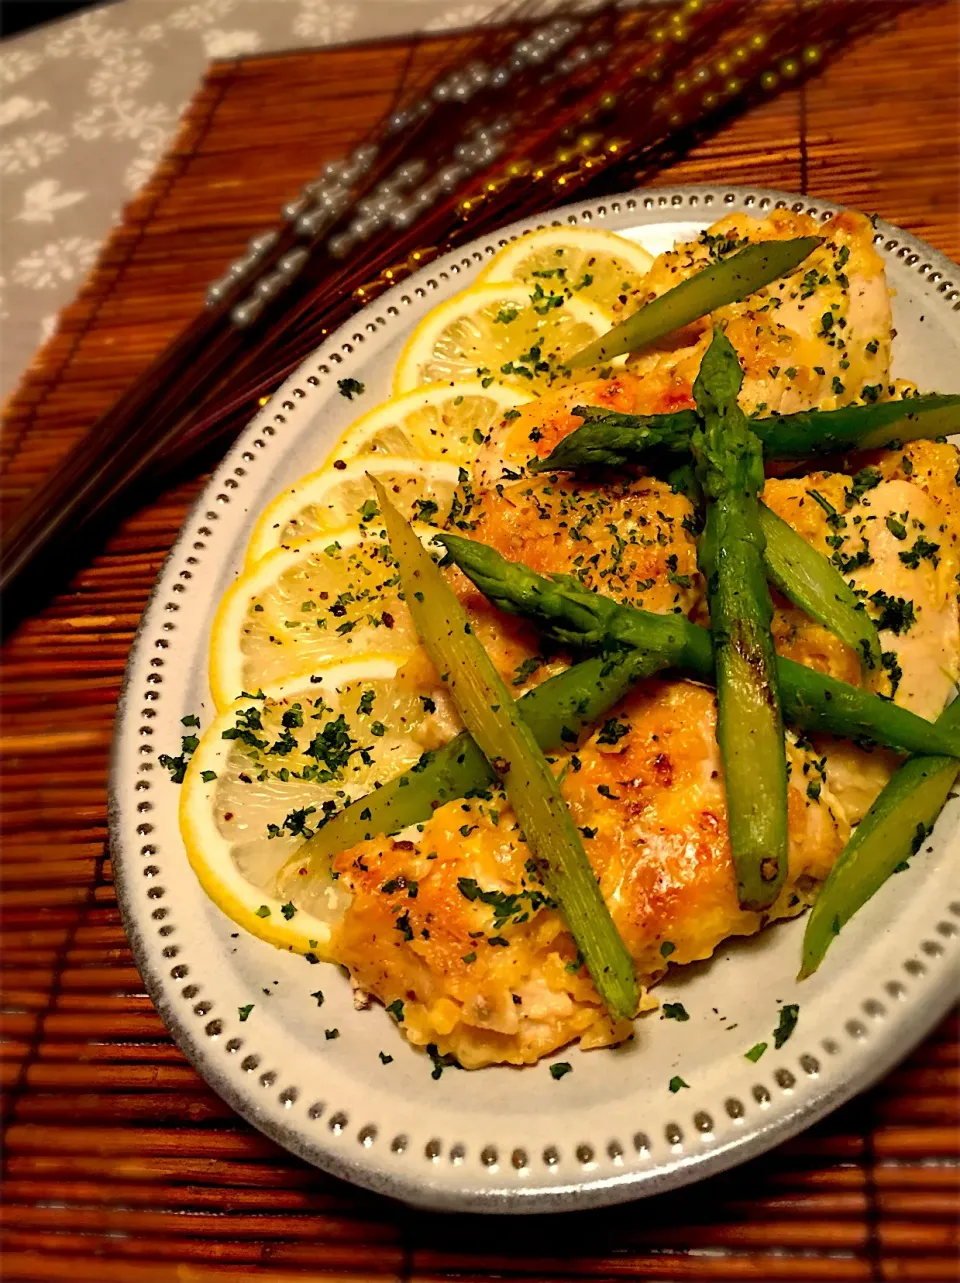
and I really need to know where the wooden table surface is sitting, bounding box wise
[1,6,958,1280]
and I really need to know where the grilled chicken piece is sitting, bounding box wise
[328,211,959,1071]
[332,439,960,1069]
[623,206,893,416]
[463,471,702,617]
[478,206,895,482]
[762,439,960,824]
[428,470,703,695]
[332,680,848,1068]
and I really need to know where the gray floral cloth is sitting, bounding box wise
[0,0,505,400]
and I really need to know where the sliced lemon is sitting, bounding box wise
[244,457,460,567]
[210,527,436,710]
[477,224,654,315]
[393,282,611,396]
[331,380,532,467]
[181,658,453,958]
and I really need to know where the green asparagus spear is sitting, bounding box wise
[299,651,654,860]
[531,393,960,472]
[690,331,788,910]
[758,502,882,671]
[372,480,638,1021]
[756,393,960,459]
[438,533,960,760]
[799,694,960,979]
[569,237,821,368]
[528,409,700,472]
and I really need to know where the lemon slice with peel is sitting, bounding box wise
[330,380,532,468]
[210,526,437,710]
[393,282,611,396]
[245,456,460,567]
[477,224,654,316]
[181,658,453,958]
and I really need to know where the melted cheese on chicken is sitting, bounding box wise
[325,213,960,1071]
[624,207,893,416]
[480,206,895,481]
[763,439,960,824]
[332,443,960,1068]
[465,472,702,617]
[332,681,848,1068]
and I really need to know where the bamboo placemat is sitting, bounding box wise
[2,10,959,1282]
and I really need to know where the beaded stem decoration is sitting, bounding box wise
[176,0,889,456]
[0,0,906,614]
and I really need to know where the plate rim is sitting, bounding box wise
[111,181,960,1214]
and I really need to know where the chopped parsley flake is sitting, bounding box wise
[668,1075,689,1093]
[870,590,916,634]
[550,1062,572,1080]
[427,1043,460,1080]
[773,1003,799,1049]
[662,1002,689,1022]
[881,650,903,699]
[457,877,554,928]
[885,515,907,540]
[337,377,365,400]
[899,535,940,569]
[745,1042,767,1062]
[512,656,543,686]
[238,1004,254,1022]
[596,716,630,745]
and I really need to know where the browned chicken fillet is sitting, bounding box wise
[318,208,960,1072]
[330,439,960,1068]
[332,681,848,1068]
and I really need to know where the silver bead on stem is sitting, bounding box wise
[230,297,265,328]
[205,231,278,307]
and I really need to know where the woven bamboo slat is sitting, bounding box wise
[1,8,958,1282]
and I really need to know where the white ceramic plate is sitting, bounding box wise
[111,184,960,1213]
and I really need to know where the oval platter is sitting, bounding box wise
[111,184,960,1213]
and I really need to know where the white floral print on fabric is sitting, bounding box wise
[168,0,240,32]
[123,145,165,196]
[38,313,59,343]
[0,130,67,175]
[14,178,87,225]
[202,29,264,58]
[44,10,131,61]
[73,98,175,146]
[423,4,499,31]
[13,236,99,289]
[0,0,494,400]
[88,50,153,100]
[0,96,50,128]
[0,49,43,86]
[292,1,357,42]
